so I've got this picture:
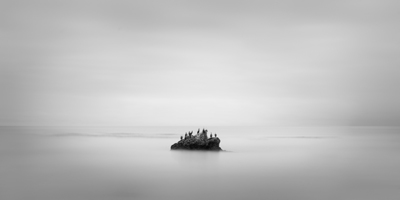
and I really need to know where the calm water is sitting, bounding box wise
[1,126,400,200]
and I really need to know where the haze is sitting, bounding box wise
[1,0,400,126]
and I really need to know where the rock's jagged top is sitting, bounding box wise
[171,128,222,151]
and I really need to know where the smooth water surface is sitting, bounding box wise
[1,126,400,200]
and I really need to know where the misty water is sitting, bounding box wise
[1,126,400,200]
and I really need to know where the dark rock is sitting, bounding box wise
[171,130,222,151]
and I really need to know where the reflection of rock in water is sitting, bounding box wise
[171,128,222,151]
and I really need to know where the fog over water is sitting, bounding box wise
[2,126,400,200]
[2,1,400,199]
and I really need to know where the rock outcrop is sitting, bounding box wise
[171,129,222,151]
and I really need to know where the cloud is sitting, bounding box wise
[1,0,399,126]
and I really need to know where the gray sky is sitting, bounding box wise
[1,0,400,126]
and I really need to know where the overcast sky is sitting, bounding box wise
[1,0,400,126]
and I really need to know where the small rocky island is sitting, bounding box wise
[171,128,222,151]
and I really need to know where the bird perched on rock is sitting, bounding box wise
[171,129,223,151]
